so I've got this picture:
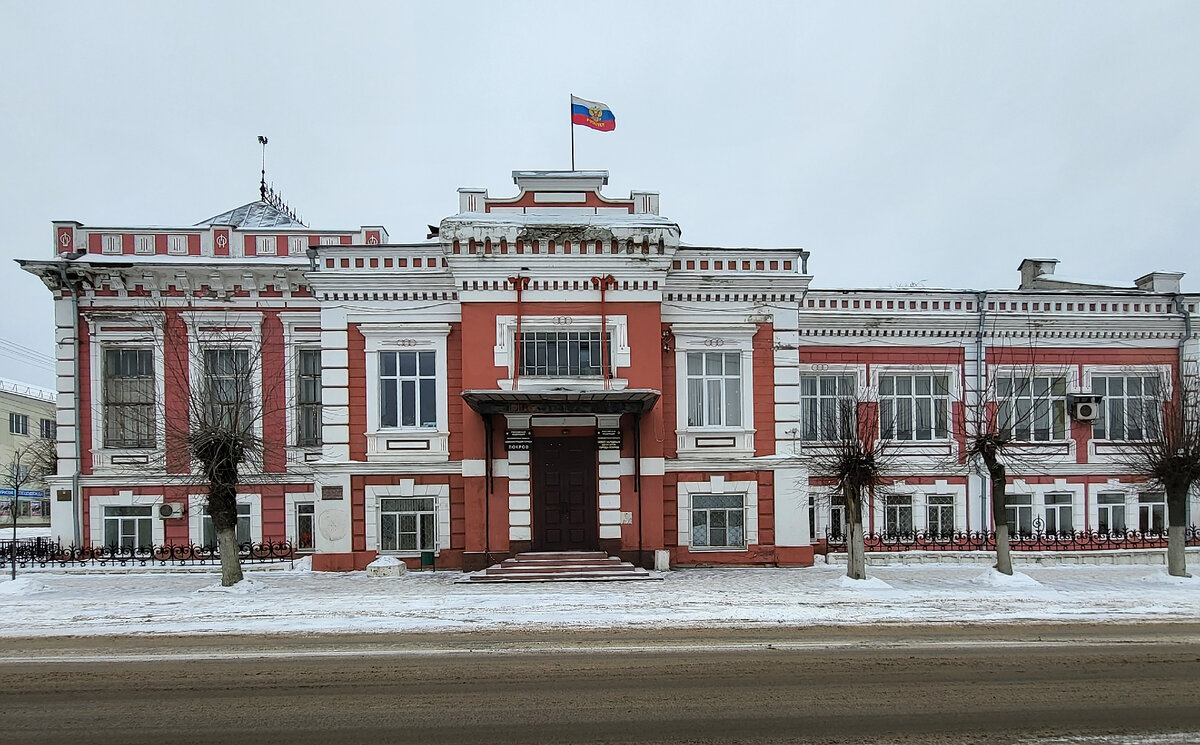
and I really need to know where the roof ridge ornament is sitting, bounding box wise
[257,135,305,227]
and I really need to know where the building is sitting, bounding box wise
[18,170,1199,569]
[0,378,56,526]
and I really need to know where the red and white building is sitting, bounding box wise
[20,170,1199,570]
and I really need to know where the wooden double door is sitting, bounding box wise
[531,436,599,551]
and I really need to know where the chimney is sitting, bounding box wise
[1134,271,1184,294]
[1018,258,1059,289]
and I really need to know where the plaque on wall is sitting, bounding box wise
[320,485,344,501]
[505,429,532,451]
[597,428,622,450]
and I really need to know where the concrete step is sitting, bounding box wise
[462,551,661,583]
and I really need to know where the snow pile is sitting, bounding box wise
[973,569,1044,589]
[835,575,893,590]
[196,578,267,594]
[0,577,54,596]
[1139,570,1200,586]
[365,555,406,578]
[287,556,313,573]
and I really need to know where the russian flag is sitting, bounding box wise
[571,95,616,132]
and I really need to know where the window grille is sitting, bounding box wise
[519,331,608,377]
[379,497,436,551]
[927,495,955,537]
[691,494,745,548]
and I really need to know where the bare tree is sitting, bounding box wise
[4,435,56,579]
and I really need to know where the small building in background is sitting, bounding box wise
[0,378,56,526]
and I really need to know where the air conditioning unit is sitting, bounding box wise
[158,502,185,519]
[1068,394,1103,421]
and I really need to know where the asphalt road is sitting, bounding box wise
[3,623,1199,745]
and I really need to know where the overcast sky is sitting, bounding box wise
[2,1,1198,388]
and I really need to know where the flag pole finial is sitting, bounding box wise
[257,135,269,200]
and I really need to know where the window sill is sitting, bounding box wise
[687,545,749,552]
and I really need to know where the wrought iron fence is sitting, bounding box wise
[0,539,295,570]
[825,520,1200,553]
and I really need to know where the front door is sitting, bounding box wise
[532,437,598,551]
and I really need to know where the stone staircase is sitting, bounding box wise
[463,551,660,583]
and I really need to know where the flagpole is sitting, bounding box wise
[570,93,576,171]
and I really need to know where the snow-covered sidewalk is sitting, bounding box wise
[2,558,1199,638]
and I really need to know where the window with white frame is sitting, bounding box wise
[8,413,27,436]
[255,236,277,255]
[829,495,845,540]
[884,494,913,536]
[1138,492,1166,534]
[39,418,56,440]
[134,235,155,255]
[379,497,436,551]
[204,348,253,433]
[295,503,315,551]
[997,374,1067,442]
[686,352,742,428]
[690,494,745,548]
[1044,493,1073,535]
[288,236,307,256]
[1097,493,1126,534]
[102,234,122,254]
[104,348,155,448]
[319,236,341,245]
[379,350,436,428]
[879,374,949,441]
[519,330,609,377]
[296,348,322,447]
[1005,494,1033,536]
[167,235,188,255]
[202,503,251,548]
[1091,375,1161,441]
[103,505,153,549]
[927,495,955,537]
[799,375,855,441]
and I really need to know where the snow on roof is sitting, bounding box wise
[1032,273,1134,290]
[196,200,307,229]
[70,254,307,266]
[442,211,677,229]
[0,378,56,403]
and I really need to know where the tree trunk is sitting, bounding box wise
[1166,483,1190,578]
[983,452,1012,575]
[216,524,244,586]
[843,483,867,580]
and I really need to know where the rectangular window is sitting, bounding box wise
[520,331,609,377]
[1138,492,1166,534]
[202,503,252,548]
[1092,375,1161,441]
[296,349,322,447]
[103,505,152,550]
[104,348,155,448]
[101,234,122,254]
[691,494,745,548]
[319,236,341,245]
[879,374,949,441]
[134,235,155,255]
[379,351,436,429]
[39,418,56,439]
[799,374,855,441]
[204,348,252,433]
[1005,494,1033,537]
[884,494,913,536]
[927,495,955,537]
[379,497,436,551]
[295,503,315,551]
[255,236,277,255]
[167,235,189,255]
[997,375,1067,442]
[1044,493,1073,535]
[686,351,742,428]
[1097,493,1126,534]
[829,495,845,540]
[8,413,28,436]
[288,236,308,256]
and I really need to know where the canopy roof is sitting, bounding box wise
[461,389,660,415]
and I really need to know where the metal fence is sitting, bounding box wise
[0,539,296,570]
[825,522,1200,553]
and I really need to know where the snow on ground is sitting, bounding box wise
[1,562,1198,638]
[2,526,52,540]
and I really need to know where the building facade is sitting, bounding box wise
[0,379,56,525]
[19,170,1199,569]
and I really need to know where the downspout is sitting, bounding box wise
[1175,294,1194,526]
[509,276,529,389]
[974,290,988,534]
[483,413,493,565]
[592,274,616,389]
[634,411,642,565]
[56,261,82,547]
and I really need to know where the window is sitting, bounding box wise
[204,349,252,432]
[202,503,251,548]
[104,348,155,448]
[519,330,609,377]
[319,235,341,245]
[686,352,742,428]
[997,374,1067,442]
[8,413,28,436]
[134,235,155,254]
[39,418,56,440]
[799,375,855,441]
[927,495,955,537]
[379,497,435,551]
[691,494,745,548]
[879,374,949,441]
[1005,494,1033,536]
[288,236,308,256]
[829,495,845,540]
[296,349,322,447]
[1097,493,1126,534]
[379,351,436,428]
[1044,493,1073,535]
[1092,375,1160,441]
[103,505,152,550]
[167,235,188,255]
[884,494,913,536]
[255,236,277,255]
[1138,492,1166,534]
[295,503,315,551]
[101,234,122,254]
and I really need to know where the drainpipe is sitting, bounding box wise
[974,290,988,534]
[56,261,82,547]
[591,274,617,389]
[1175,294,1194,526]
[509,276,529,389]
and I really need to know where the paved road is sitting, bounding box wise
[3,624,1199,745]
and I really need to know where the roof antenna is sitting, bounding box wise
[258,135,269,200]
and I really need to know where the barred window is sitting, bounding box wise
[997,375,1067,442]
[691,494,745,548]
[296,349,322,447]
[379,351,436,428]
[204,349,253,433]
[879,374,949,441]
[799,374,855,441]
[519,331,608,377]
[927,495,955,537]
[686,352,742,428]
[1092,375,1160,441]
[104,348,155,448]
[379,497,436,552]
[884,494,913,536]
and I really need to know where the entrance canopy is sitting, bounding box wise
[461,389,660,416]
